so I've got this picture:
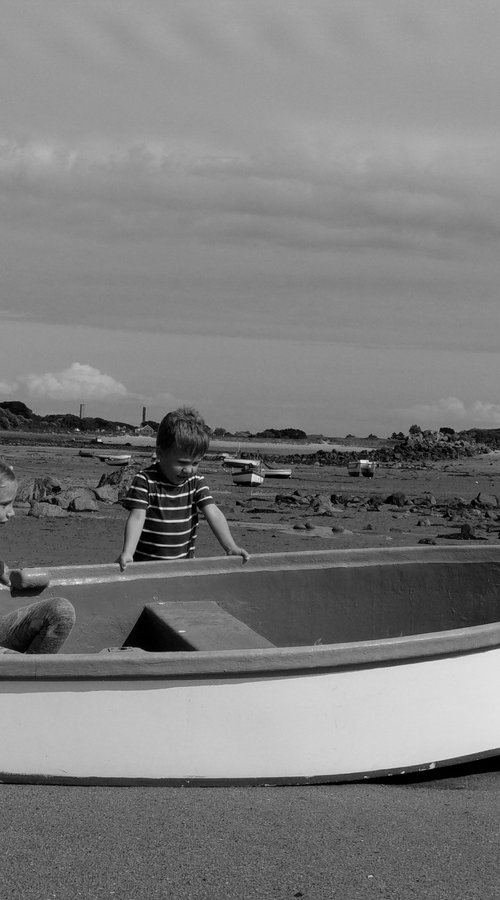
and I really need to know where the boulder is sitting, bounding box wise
[94,485,120,504]
[53,488,98,511]
[309,494,341,516]
[97,466,139,500]
[70,492,99,512]
[29,501,68,518]
[384,492,408,507]
[17,476,63,503]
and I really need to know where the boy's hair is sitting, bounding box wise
[156,407,210,456]
[0,460,17,487]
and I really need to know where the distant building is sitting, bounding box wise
[135,424,155,437]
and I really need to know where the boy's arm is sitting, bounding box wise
[202,503,249,563]
[118,507,146,571]
[0,560,10,586]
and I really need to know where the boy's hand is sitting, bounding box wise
[226,547,250,564]
[117,552,134,572]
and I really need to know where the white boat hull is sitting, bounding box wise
[348,459,376,477]
[232,471,265,486]
[97,454,132,466]
[1,645,498,783]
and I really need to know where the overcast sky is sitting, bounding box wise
[2,1,500,435]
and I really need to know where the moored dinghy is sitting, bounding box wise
[1,545,500,785]
[231,464,265,486]
[97,453,132,466]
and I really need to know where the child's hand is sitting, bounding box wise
[226,546,250,564]
[117,552,134,572]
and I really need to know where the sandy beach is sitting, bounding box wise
[2,440,500,569]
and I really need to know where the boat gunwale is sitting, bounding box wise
[1,621,500,683]
[5,544,500,587]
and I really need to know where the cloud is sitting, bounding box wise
[0,380,18,395]
[399,396,500,428]
[23,363,129,402]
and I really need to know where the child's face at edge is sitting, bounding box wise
[0,479,17,525]
[157,445,203,485]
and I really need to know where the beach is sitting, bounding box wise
[2,440,500,568]
[1,439,499,899]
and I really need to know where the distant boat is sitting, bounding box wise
[78,449,95,458]
[222,454,262,470]
[348,459,376,478]
[263,462,292,479]
[98,454,132,467]
[232,465,265,487]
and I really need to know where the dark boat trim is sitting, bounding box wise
[1,748,499,786]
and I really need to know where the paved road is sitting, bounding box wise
[1,759,499,900]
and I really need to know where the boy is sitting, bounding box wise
[118,407,249,569]
[0,460,76,654]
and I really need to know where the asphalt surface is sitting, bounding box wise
[1,759,499,900]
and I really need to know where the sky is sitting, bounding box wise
[1,1,500,437]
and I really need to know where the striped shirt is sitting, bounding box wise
[124,463,214,561]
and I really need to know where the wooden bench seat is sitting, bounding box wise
[125,600,275,652]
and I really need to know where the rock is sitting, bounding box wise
[384,492,408,507]
[94,485,120,504]
[17,476,63,503]
[309,494,341,516]
[276,493,308,506]
[29,501,68,518]
[53,488,98,511]
[70,493,99,512]
[97,466,140,500]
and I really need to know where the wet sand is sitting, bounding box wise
[1,441,499,898]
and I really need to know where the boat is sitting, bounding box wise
[78,449,95,458]
[231,465,265,487]
[263,462,292,479]
[1,545,500,785]
[97,453,132,466]
[348,459,376,477]
[222,454,262,470]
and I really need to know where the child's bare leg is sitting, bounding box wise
[0,597,76,654]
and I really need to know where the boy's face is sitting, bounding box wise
[0,480,17,525]
[157,445,203,485]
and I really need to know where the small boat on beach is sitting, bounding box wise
[348,459,376,477]
[263,462,292,479]
[78,449,95,458]
[97,454,132,467]
[231,465,265,487]
[1,545,500,785]
[222,454,262,470]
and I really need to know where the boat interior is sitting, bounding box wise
[2,548,500,656]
